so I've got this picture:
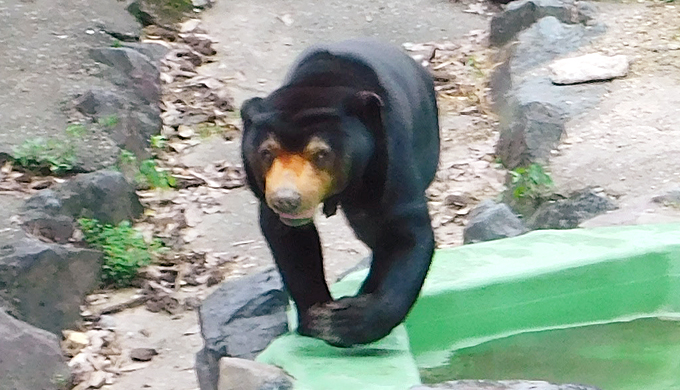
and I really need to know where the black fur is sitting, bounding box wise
[241,38,440,347]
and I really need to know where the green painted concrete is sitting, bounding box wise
[257,223,680,390]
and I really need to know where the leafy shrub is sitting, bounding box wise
[118,150,176,190]
[78,218,161,287]
[509,163,554,200]
[12,137,77,174]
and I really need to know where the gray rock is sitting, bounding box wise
[490,0,597,47]
[0,234,102,334]
[89,47,161,105]
[0,309,71,390]
[130,347,158,361]
[652,189,680,206]
[73,88,161,161]
[526,189,617,230]
[196,347,221,390]
[73,88,126,118]
[549,53,630,85]
[197,268,289,390]
[21,211,75,244]
[496,101,564,170]
[122,42,171,65]
[512,17,600,74]
[217,357,293,390]
[463,200,528,244]
[78,46,163,160]
[72,42,164,163]
[411,380,601,390]
[490,16,607,171]
[22,170,143,229]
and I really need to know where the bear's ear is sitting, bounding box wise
[343,91,384,135]
[240,97,265,132]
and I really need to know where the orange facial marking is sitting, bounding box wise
[265,152,333,213]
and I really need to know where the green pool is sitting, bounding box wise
[420,317,680,389]
[257,223,680,390]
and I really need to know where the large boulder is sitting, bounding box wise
[0,309,71,390]
[21,170,143,242]
[80,46,163,161]
[526,189,617,229]
[490,12,607,170]
[0,230,102,334]
[490,0,598,47]
[196,268,289,390]
[89,47,160,105]
[496,101,564,169]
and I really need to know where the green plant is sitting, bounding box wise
[117,150,176,189]
[509,163,554,200]
[111,40,123,48]
[162,0,193,11]
[150,135,168,149]
[466,55,484,77]
[139,159,176,189]
[79,218,162,287]
[119,150,137,166]
[51,374,71,390]
[98,114,119,128]
[65,123,87,138]
[12,137,77,174]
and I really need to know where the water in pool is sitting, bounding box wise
[420,318,680,389]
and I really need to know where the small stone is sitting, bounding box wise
[184,296,202,310]
[444,192,471,208]
[180,19,202,33]
[278,14,294,26]
[549,53,630,85]
[85,370,107,389]
[130,347,159,362]
[97,315,117,330]
[62,331,90,357]
[178,125,195,139]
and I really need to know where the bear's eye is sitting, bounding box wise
[313,149,331,166]
[259,148,274,165]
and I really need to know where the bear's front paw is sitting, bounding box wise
[300,295,390,347]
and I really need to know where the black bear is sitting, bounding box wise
[240,38,440,347]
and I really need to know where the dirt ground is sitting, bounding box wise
[105,1,680,389]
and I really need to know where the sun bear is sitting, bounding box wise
[240,38,440,347]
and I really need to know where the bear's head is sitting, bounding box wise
[240,86,385,227]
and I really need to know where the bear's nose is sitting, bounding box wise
[271,188,302,214]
